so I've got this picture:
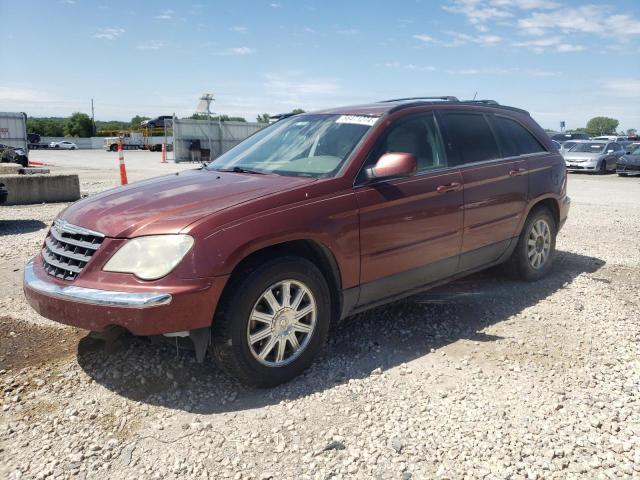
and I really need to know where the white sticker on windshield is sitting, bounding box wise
[336,115,378,126]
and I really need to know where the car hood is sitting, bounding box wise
[60,169,316,237]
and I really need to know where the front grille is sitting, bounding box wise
[41,219,105,280]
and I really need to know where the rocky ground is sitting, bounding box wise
[1,161,638,479]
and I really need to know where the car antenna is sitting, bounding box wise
[473,91,478,101]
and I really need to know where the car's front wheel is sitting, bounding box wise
[504,207,557,281]
[211,257,331,387]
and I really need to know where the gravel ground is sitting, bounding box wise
[1,159,639,480]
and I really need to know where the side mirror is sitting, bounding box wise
[366,152,417,181]
[607,149,614,153]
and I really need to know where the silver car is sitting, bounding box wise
[564,141,624,174]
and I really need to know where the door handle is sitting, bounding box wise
[436,182,462,193]
[509,168,527,177]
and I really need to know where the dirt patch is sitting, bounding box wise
[0,316,86,371]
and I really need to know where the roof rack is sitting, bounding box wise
[385,97,529,116]
[380,96,460,103]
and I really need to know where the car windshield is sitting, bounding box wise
[563,141,577,150]
[571,143,606,153]
[206,114,378,177]
[632,146,640,155]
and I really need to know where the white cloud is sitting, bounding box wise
[602,79,640,98]
[446,67,512,75]
[155,9,174,20]
[382,62,437,72]
[442,0,513,31]
[264,74,338,106]
[230,26,248,33]
[223,47,255,55]
[518,5,640,38]
[0,86,42,102]
[92,28,125,40]
[270,3,281,7]
[512,36,583,53]
[414,31,501,47]
[137,40,167,51]
[413,34,437,43]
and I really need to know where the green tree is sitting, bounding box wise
[27,117,66,137]
[291,108,305,115]
[256,113,271,123]
[64,112,94,137]
[585,117,619,137]
[130,115,150,127]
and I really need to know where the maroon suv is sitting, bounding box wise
[24,97,570,386]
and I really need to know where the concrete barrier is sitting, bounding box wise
[0,163,22,175]
[0,174,80,205]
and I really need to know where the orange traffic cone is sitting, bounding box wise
[118,142,128,185]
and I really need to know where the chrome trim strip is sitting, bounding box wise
[24,259,172,308]
[54,218,105,238]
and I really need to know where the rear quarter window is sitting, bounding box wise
[492,116,547,156]
[438,112,500,165]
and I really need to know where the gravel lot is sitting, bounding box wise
[1,152,639,480]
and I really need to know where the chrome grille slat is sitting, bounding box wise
[41,220,105,281]
[44,237,93,263]
[49,224,101,250]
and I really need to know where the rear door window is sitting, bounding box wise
[438,112,500,165]
[492,116,547,157]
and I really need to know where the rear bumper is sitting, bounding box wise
[23,257,228,335]
[558,195,570,231]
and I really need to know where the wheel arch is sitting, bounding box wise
[524,196,560,229]
[214,239,343,326]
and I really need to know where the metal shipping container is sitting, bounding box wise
[0,112,28,150]
[173,117,265,163]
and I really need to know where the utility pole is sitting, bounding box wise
[91,98,96,136]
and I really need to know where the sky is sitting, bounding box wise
[1,0,639,131]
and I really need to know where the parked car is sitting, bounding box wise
[624,142,640,153]
[141,116,172,129]
[0,143,28,167]
[23,97,570,387]
[593,135,627,142]
[559,140,588,155]
[49,141,77,150]
[564,141,624,174]
[550,132,590,144]
[617,144,640,176]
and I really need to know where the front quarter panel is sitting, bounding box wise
[186,182,361,289]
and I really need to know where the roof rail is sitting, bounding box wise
[463,99,499,105]
[380,96,460,103]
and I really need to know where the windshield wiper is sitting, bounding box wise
[216,166,266,175]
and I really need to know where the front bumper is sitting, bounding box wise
[566,162,597,171]
[617,163,640,175]
[23,257,228,335]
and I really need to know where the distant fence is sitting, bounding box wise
[172,119,265,163]
[39,137,105,149]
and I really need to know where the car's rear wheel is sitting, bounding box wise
[618,172,627,177]
[503,207,556,281]
[210,257,331,387]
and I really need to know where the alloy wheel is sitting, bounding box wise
[247,279,317,367]
[527,219,552,269]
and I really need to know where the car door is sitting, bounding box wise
[608,142,622,169]
[355,112,463,306]
[437,110,531,272]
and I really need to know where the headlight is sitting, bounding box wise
[103,235,194,280]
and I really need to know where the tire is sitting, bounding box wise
[71,146,76,150]
[210,257,331,387]
[618,172,627,177]
[503,207,556,281]
[598,160,607,175]
[110,144,118,152]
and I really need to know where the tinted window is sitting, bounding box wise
[610,143,621,151]
[439,112,499,165]
[365,113,447,173]
[493,116,546,156]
